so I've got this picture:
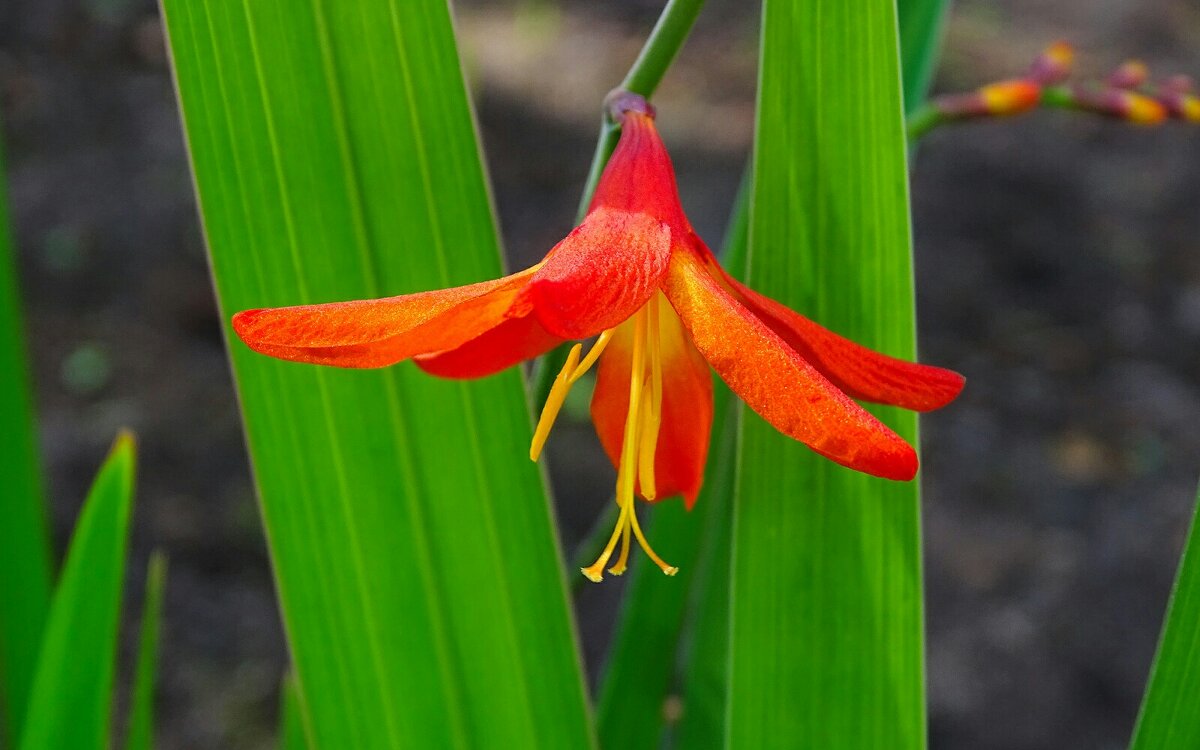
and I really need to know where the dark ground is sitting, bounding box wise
[2,0,1199,747]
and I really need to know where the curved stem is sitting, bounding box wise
[905,103,943,141]
[575,0,708,220]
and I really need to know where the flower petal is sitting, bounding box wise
[704,254,964,411]
[231,268,535,369]
[586,111,689,228]
[526,207,673,340]
[591,305,714,506]
[662,250,918,481]
[414,314,563,379]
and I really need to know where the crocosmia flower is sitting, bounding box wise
[232,92,965,582]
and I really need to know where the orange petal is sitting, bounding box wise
[662,250,918,481]
[591,303,714,507]
[526,207,674,340]
[231,268,535,369]
[703,255,964,411]
[586,111,689,229]
[414,314,563,379]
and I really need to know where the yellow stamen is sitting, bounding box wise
[628,495,679,577]
[580,495,632,583]
[579,300,678,582]
[636,381,659,501]
[569,329,614,384]
[530,331,618,462]
[530,343,582,461]
[606,441,635,577]
[638,298,664,500]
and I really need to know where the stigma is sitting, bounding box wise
[530,294,679,582]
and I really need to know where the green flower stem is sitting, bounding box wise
[905,103,944,140]
[575,0,708,221]
[1039,85,1076,109]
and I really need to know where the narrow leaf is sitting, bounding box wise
[18,433,137,750]
[728,0,924,747]
[123,552,167,750]
[1130,493,1200,749]
[160,1,593,747]
[0,116,54,746]
[278,673,310,750]
[898,0,951,112]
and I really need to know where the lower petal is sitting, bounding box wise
[231,267,535,369]
[414,314,563,379]
[706,256,964,412]
[591,303,714,506]
[662,250,918,481]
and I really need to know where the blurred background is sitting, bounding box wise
[2,0,1198,747]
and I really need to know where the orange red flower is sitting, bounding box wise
[232,91,964,581]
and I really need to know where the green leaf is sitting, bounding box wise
[18,433,137,750]
[0,117,54,746]
[160,2,593,747]
[728,0,924,747]
[1130,493,1200,749]
[123,552,166,750]
[898,0,951,112]
[278,673,310,750]
[670,464,733,750]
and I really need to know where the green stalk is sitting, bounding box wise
[905,104,943,140]
[575,0,707,220]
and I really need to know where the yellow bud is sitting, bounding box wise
[1122,93,1168,125]
[1180,95,1200,123]
[1044,41,1075,68]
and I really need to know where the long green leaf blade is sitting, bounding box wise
[0,116,54,746]
[278,674,310,750]
[1130,493,1200,749]
[898,0,951,112]
[18,433,137,750]
[160,2,592,747]
[123,552,167,750]
[728,0,924,746]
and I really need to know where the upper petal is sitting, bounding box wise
[591,298,714,506]
[587,111,689,229]
[704,254,964,411]
[661,249,918,481]
[231,267,535,369]
[526,207,674,340]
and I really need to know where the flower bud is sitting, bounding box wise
[1160,91,1200,122]
[1104,90,1168,124]
[978,80,1043,115]
[1107,60,1149,89]
[1028,41,1075,85]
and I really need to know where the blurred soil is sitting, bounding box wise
[2,0,1199,747]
